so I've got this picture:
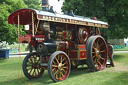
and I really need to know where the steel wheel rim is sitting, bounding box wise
[91,37,107,70]
[25,53,44,78]
[51,53,70,81]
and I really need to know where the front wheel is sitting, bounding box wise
[48,51,71,82]
[22,52,44,79]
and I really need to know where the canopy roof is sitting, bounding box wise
[8,8,108,28]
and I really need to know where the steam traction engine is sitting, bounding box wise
[8,0,109,82]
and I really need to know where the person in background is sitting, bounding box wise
[107,42,114,65]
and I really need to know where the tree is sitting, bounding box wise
[23,0,41,10]
[61,0,128,39]
[0,0,27,44]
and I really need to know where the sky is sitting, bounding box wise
[49,0,64,13]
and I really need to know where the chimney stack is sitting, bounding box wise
[42,0,49,11]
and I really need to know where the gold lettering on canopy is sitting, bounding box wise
[37,15,108,28]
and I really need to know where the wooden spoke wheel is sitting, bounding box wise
[48,51,71,82]
[22,52,44,79]
[86,36,107,71]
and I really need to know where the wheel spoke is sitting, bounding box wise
[97,60,102,66]
[92,52,95,54]
[30,58,34,64]
[27,64,32,67]
[93,43,97,48]
[34,69,36,76]
[62,68,66,73]
[36,57,40,64]
[52,65,58,68]
[60,55,63,63]
[99,55,105,60]
[32,69,35,76]
[58,55,60,63]
[97,38,100,44]
[55,56,59,64]
[52,68,56,71]
[29,68,33,74]
[96,39,100,47]
[52,60,56,64]
[27,67,32,71]
[33,55,37,63]
[63,66,67,69]
[59,71,61,78]
[56,71,58,79]
[62,59,65,63]
[92,46,95,49]
[60,71,64,77]
[62,63,66,66]
[53,70,58,76]
[94,58,97,64]
[92,55,96,58]
[28,59,32,64]
[37,69,40,74]
[97,42,103,49]
[100,50,105,53]
[96,43,100,49]
[95,59,98,67]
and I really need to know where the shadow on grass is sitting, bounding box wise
[0,72,53,85]
[0,67,92,85]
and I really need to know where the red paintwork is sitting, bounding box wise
[63,31,74,40]
[18,34,46,48]
[46,56,50,62]
[68,50,78,59]
[75,45,85,49]
[8,9,36,25]
[18,35,32,43]
[80,50,86,59]
[66,41,75,49]
[57,41,66,52]
[18,34,46,43]
[68,50,87,60]
[63,32,68,39]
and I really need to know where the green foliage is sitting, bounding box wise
[0,0,27,44]
[62,0,128,39]
[0,0,41,44]
[23,0,41,10]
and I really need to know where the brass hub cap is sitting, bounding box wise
[95,48,101,56]
[58,63,63,70]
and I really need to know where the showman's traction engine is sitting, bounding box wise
[8,0,113,82]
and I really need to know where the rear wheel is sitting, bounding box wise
[48,51,71,82]
[22,52,44,79]
[86,36,107,71]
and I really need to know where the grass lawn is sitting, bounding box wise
[0,53,128,85]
